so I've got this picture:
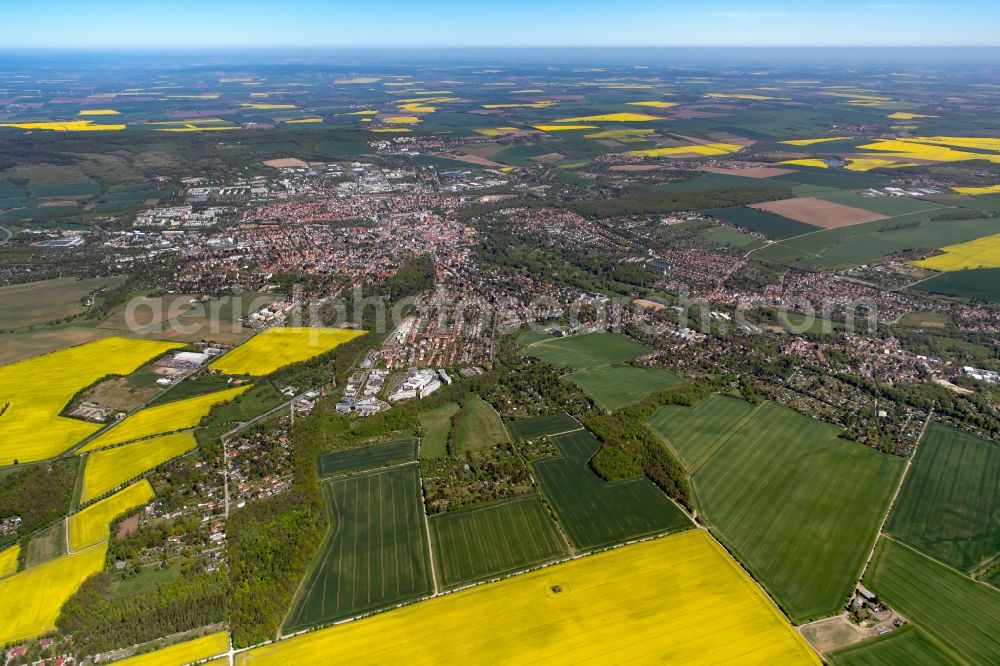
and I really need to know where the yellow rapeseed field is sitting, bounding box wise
[887,112,938,120]
[856,138,1000,165]
[0,337,182,466]
[80,431,198,502]
[155,125,239,132]
[473,127,521,136]
[112,631,230,666]
[954,184,1000,195]
[533,125,599,131]
[335,77,381,84]
[624,142,743,158]
[80,385,251,452]
[344,110,377,115]
[0,542,108,645]
[0,120,125,131]
[626,101,678,108]
[912,233,1000,272]
[370,128,410,133]
[780,158,830,168]
[383,116,421,124]
[78,109,121,116]
[845,158,920,172]
[555,112,663,122]
[236,531,818,665]
[209,327,365,376]
[780,137,850,146]
[283,118,323,124]
[69,480,155,552]
[0,544,19,578]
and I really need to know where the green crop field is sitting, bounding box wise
[566,365,685,411]
[863,538,1000,665]
[506,413,582,440]
[532,430,691,550]
[828,625,958,666]
[885,422,999,575]
[316,439,419,478]
[914,268,1000,303]
[813,191,944,217]
[429,496,567,588]
[418,403,461,458]
[753,214,998,270]
[694,401,905,622]
[702,226,767,251]
[452,396,510,452]
[283,465,433,632]
[520,331,650,369]
[706,206,818,239]
[647,395,758,472]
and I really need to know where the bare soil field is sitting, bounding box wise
[751,197,886,228]
[77,376,159,412]
[633,298,668,311]
[263,157,309,168]
[700,165,795,178]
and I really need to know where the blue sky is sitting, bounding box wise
[4,1,999,49]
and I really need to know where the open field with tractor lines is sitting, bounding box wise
[429,495,567,588]
[533,430,691,550]
[692,401,905,622]
[521,331,650,369]
[283,465,433,633]
[566,365,684,411]
[316,439,418,477]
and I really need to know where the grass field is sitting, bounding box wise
[283,465,433,632]
[0,326,118,366]
[533,430,691,550]
[316,439,418,477]
[566,365,685,411]
[506,412,582,440]
[418,402,461,458]
[25,519,66,568]
[68,480,155,552]
[694,401,906,622]
[885,422,999,575]
[914,268,1000,303]
[112,631,230,666]
[0,337,183,465]
[0,276,124,330]
[80,431,198,502]
[0,544,19,578]
[827,624,958,666]
[452,395,509,452]
[863,538,1000,664]
[0,277,123,329]
[429,496,567,588]
[707,206,819,239]
[647,395,758,472]
[521,331,650,369]
[237,531,819,665]
[209,327,364,376]
[0,542,108,645]
[79,385,251,452]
